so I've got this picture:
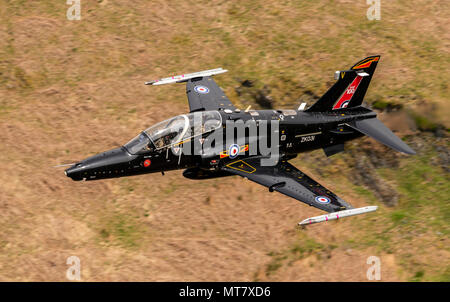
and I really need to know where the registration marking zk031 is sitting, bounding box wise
[295,131,322,138]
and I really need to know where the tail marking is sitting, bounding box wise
[333,75,363,109]
[352,57,379,69]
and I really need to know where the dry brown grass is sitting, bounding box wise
[0,0,448,281]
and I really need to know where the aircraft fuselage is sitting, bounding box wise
[65,107,375,181]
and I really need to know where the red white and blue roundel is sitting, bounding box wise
[229,144,240,159]
[194,85,210,94]
[315,196,331,204]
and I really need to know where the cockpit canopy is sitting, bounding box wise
[124,111,222,154]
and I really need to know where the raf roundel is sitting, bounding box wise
[194,85,210,94]
[229,144,240,159]
[315,196,331,204]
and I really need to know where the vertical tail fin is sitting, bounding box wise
[306,56,380,112]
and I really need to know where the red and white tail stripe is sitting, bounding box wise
[333,75,363,110]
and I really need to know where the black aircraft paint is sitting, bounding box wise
[65,56,415,216]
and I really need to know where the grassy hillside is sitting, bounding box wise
[0,0,448,281]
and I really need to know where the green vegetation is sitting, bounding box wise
[98,212,145,248]
[265,252,286,275]
[346,146,450,280]
[371,99,403,111]
[290,237,325,258]
[411,113,440,132]
[265,232,336,276]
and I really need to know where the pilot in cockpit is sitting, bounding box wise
[152,128,182,149]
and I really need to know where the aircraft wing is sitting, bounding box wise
[221,157,353,213]
[145,68,235,112]
[186,76,236,112]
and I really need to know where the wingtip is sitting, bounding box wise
[298,206,378,226]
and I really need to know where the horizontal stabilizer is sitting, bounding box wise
[299,206,378,226]
[145,68,227,86]
[347,118,416,155]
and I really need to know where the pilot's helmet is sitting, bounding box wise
[204,119,220,132]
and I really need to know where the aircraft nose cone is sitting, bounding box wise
[65,163,85,181]
[65,147,138,181]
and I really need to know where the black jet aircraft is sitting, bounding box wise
[65,56,415,225]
